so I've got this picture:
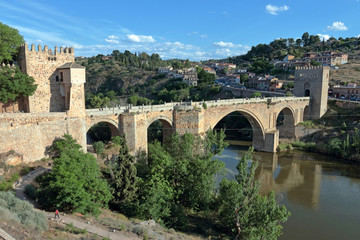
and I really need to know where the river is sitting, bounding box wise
[216,145,360,240]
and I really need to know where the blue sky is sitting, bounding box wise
[1,0,359,61]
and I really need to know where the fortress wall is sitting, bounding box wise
[18,44,75,113]
[0,113,86,162]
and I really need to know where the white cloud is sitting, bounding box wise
[357,34,360,38]
[126,34,155,43]
[105,35,119,44]
[200,34,208,38]
[213,41,248,49]
[265,4,289,15]
[317,34,330,41]
[327,22,348,31]
[213,41,250,59]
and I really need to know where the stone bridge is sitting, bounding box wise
[86,96,310,154]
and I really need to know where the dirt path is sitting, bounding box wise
[12,167,141,240]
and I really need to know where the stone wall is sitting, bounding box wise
[333,99,360,109]
[18,44,75,113]
[0,112,86,162]
[223,86,285,98]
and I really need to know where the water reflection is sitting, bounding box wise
[217,146,360,240]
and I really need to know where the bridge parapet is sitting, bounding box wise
[85,97,310,117]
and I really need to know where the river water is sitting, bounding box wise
[216,145,360,240]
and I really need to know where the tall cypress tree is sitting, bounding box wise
[109,137,138,203]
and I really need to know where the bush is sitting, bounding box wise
[37,134,112,215]
[0,172,19,191]
[111,136,124,146]
[93,141,105,154]
[202,102,207,109]
[132,225,148,236]
[0,191,47,231]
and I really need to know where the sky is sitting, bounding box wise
[1,0,360,61]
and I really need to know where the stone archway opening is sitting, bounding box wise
[87,121,121,145]
[303,105,310,121]
[147,119,173,145]
[213,111,264,149]
[305,89,310,97]
[276,108,295,139]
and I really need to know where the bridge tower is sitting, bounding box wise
[294,66,329,119]
[17,43,85,115]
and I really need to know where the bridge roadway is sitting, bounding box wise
[86,96,310,154]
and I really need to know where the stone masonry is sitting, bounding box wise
[1,45,328,162]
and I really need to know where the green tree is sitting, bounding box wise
[310,59,321,66]
[0,66,37,103]
[302,32,310,46]
[108,137,138,204]
[0,22,24,64]
[217,149,290,239]
[38,135,112,215]
[147,130,227,210]
[250,92,262,98]
[197,68,216,85]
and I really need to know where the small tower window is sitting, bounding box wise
[60,72,64,82]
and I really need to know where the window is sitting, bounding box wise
[60,72,63,82]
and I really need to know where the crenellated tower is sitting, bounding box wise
[294,66,329,119]
[18,43,85,115]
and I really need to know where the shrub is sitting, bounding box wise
[93,141,105,154]
[0,191,47,231]
[37,135,112,215]
[202,102,207,109]
[132,225,148,236]
[20,166,35,176]
[0,172,20,191]
[111,136,124,146]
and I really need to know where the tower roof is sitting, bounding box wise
[57,62,85,69]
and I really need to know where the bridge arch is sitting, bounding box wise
[276,106,296,139]
[147,116,174,145]
[303,105,310,121]
[87,118,121,144]
[210,108,266,150]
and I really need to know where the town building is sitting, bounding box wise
[332,83,360,99]
[158,66,173,74]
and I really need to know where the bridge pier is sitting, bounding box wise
[263,130,279,153]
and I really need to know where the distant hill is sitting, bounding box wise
[225,33,360,64]
[76,50,194,95]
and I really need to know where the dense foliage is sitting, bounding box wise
[0,22,24,64]
[108,137,138,205]
[228,33,360,64]
[37,135,112,215]
[0,191,47,231]
[0,66,37,103]
[217,149,290,239]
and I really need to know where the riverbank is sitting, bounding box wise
[277,100,360,164]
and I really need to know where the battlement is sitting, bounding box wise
[295,65,330,71]
[21,43,74,56]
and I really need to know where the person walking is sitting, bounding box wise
[55,209,60,219]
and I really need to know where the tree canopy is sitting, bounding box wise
[0,22,24,64]
[37,134,112,215]
[217,148,290,239]
[0,66,37,103]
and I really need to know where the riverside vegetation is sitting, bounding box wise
[1,131,289,239]
[278,100,360,162]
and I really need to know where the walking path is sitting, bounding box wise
[12,167,141,240]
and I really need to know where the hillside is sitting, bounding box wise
[330,51,360,85]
